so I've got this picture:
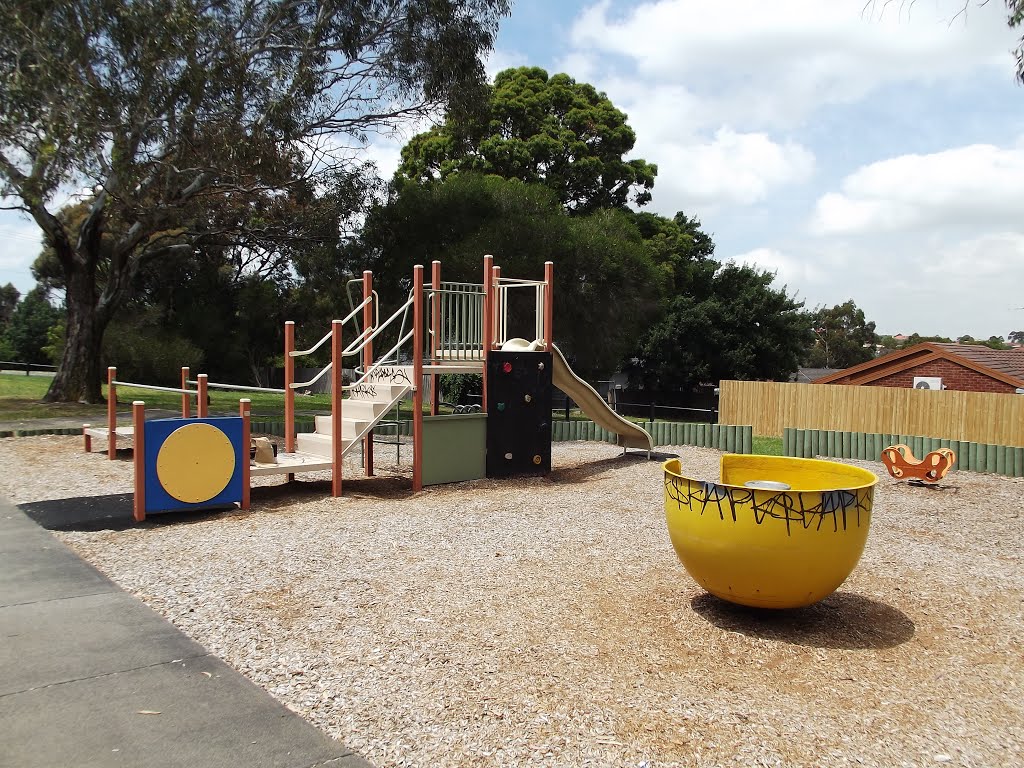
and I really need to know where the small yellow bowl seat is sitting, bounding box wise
[663,455,878,609]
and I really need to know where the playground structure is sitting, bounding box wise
[880,443,956,484]
[85,257,653,520]
[663,455,878,609]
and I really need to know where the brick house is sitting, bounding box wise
[816,342,1024,394]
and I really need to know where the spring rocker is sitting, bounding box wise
[663,455,878,609]
[880,444,956,484]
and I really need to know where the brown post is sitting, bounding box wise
[83,426,92,453]
[197,374,209,418]
[412,265,424,492]
[239,399,251,510]
[107,366,117,460]
[544,261,554,349]
[430,260,441,417]
[284,321,296,454]
[331,320,343,497]
[181,367,191,418]
[363,271,374,477]
[132,401,146,522]
[482,255,493,412]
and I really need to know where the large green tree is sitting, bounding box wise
[626,217,808,390]
[0,0,508,402]
[396,67,657,215]
[1,286,61,365]
[806,300,878,369]
[354,172,662,377]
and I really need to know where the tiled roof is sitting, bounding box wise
[932,343,1024,380]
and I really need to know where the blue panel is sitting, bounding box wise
[143,417,245,514]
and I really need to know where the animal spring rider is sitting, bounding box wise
[880,444,956,483]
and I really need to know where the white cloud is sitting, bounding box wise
[810,143,1024,235]
[648,127,815,210]
[730,233,1024,338]
[732,246,826,288]
[570,0,1016,128]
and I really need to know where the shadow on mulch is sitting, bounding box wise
[691,591,915,650]
[550,450,666,484]
[19,472,417,532]
[18,494,225,532]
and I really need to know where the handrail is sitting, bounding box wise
[496,277,546,287]
[290,296,374,358]
[345,280,381,333]
[343,293,414,360]
[344,330,414,390]
[111,380,197,396]
[186,379,287,395]
[291,362,332,390]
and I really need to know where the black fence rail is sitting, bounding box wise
[0,361,57,376]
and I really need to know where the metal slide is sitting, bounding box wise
[502,338,653,451]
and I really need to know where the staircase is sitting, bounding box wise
[295,366,414,459]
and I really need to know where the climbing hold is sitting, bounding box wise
[502,362,513,373]
[505,452,513,460]
[524,394,532,403]
[533,454,542,465]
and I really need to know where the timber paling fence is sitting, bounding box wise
[784,428,1024,478]
[719,379,1024,447]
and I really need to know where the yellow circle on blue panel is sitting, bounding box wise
[157,423,235,503]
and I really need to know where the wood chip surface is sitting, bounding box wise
[1,434,1022,768]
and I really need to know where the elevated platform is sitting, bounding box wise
[249,451,336,477]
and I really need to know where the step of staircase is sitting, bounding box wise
[348,381,410,402]
[295,432,355,459]
[340,398,391,421]
[313,414,373,440]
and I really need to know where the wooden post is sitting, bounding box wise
[482,255,493,412]
[331,319,343,497]
[363,271,374,477]
[83,425,91,453]
[412,265,424,492]
[284,320,295,454]
[239,399,251,510]
[181,367,191,417]
[544,261,554,349]
[107,366,117,460]
[197,374,208,418]
[132,401,146,522]
[430,260,441,417]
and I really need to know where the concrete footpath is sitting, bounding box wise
[0,500,372,768]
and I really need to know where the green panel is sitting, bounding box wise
[783,428,792,456]
[1015,447,1024,477]
[422,414,487,486]
[996,445,1006,476]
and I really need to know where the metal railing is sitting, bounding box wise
[429,282,486,362]
[493,276,547,347]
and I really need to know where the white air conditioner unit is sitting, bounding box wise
[913,376,943,390]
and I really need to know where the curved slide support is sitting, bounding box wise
[501,338,653,451]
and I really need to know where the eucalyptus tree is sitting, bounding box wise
[0,0,509,401]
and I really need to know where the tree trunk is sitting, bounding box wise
[43,264,106,403]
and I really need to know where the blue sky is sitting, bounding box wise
[2,0,1022,338]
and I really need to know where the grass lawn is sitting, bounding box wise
[0,372,785,455]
